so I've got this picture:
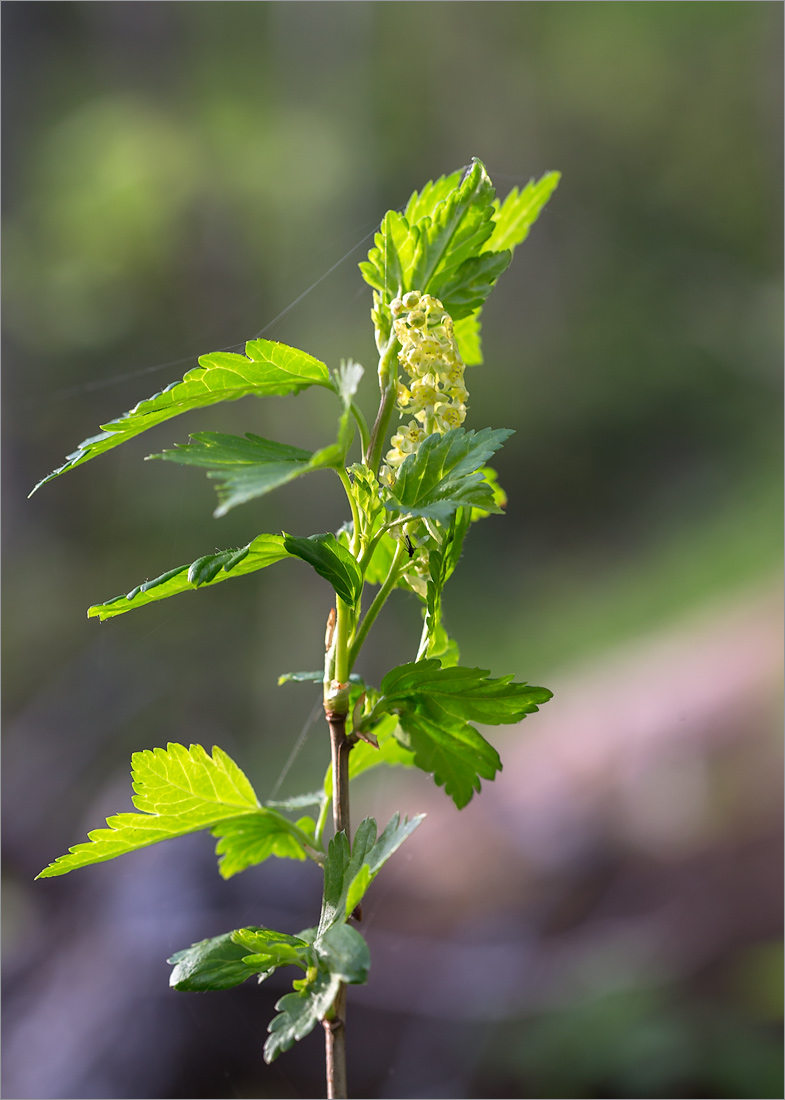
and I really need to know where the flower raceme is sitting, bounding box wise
[382,291,467,484]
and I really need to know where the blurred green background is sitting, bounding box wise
[2,3,782,1099]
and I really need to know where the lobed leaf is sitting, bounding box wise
[371,660,553,807]
[37,743,260,878]
[211,812,319,878]
[395,708,501,809]
[486,171,561,254]
[387,427,513,523]
[31,340,331,494]
[359,209,419,302]
[264,970,342,1063]
[436,249,512,320]
[403,169,465,226]
[318,813,424,936]
[88,534,292,620]
[453,311,484,366]
[421,508,471,661]
[380,660,553,725]
[168,929,273,992]
[409,159,497,296]
[231,928,313,971]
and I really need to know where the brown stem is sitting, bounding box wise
[327,712,352,837]
[323,984,348,1100]
[324,710,352,1098]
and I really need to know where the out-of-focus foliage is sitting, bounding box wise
[3,2,781,1099]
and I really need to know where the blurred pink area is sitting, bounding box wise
[360,581,782,991]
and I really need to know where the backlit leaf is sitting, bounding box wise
[211,811,319,878]
[486,171,561,253]
[37,743,261,878]
[387,427,513,523]
[31,340,331,493]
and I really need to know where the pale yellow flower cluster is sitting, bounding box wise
[381,291,467,483]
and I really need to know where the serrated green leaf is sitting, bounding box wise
[168,929,271,991]
[211,811,319,878]
[88,533,292,620]
[380,660,553,725]
[37,743,261,878]
[453,311,484,366]
[437,249,512,320]
[314,923,370,985]
[31,340,331,494]
[387,427,513,523]
[421,508,471,661]
[359,209,419,302]
[151,432,315,517]
[410,159,497,296]
[371,660,552,808]
[486,171,561,254]
[396,708,501,809]
[318,813,424,935]
[264,970,342,1063]
[469,466,507,521]
[403,169,465,225]
[283,532,362,605]
[231,928,313,971]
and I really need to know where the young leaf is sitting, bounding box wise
[264,970,342,1063]
[31,340,332,494]
[37,743,261,878]
[410,158,497,296]
[486,171,561,254]
[404,169,465,226]
[436,249,512,320]
[150,433,316,517]
[387,427,513,523]
[87,533,292,620]
[453,311,484,366]
[314,923,371,985]
[421,508,471,660]
[168,929,273,992]
[318,813,424,935]
[359,209,419,303]
[283,532,362,606]
[211,811,320,878]
[231,928,313,971]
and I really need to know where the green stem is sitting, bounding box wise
[416,614,430,662]
[366,334,400,473]
[336,467,361,557]
[350,402,370,460]
[347,540,406,672]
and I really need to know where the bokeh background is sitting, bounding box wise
[2,3,782,1098]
